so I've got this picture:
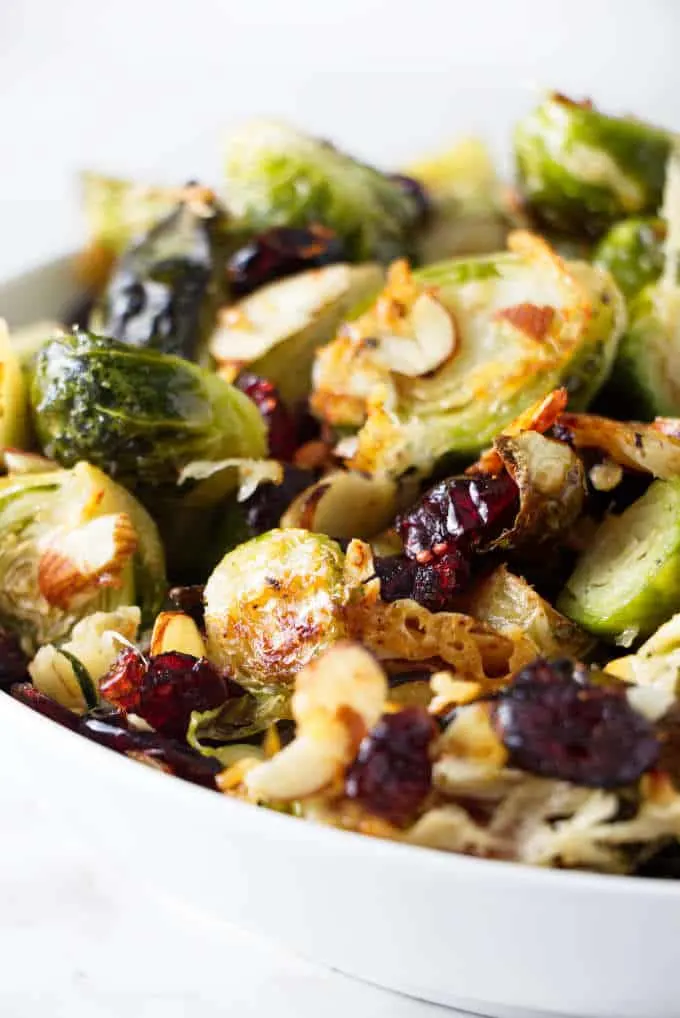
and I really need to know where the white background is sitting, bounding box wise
[1,1,680,1015]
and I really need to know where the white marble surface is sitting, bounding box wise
[2,1,680,1014]
[2,769,454,1018]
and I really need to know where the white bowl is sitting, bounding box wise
[3,258,680,1018]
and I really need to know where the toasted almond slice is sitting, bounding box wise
[150,611,207,658]
[379,292,456,377]
[38,512,137,608]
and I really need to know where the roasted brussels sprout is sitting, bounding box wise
[222,120,422,263]
[593,217,666,299]
[404,137,509,263]
[514,94,672,236]
[612,281,680,417]
[558,477,680,642]
[464,565,593,660]
[311,232,626,477]
[204,528,351,690]
[31,331,266,488]
[0,462,165,651]
[492,430,586,549]
[93,188,231,361]
[280,470,399,539]
[209,262,383,405]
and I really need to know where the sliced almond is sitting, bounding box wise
[379,292,456,377]
[150,611,207,658]
[38,512,137,608]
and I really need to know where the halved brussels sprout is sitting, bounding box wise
[463,565,593,659]
[0,462,165,651]
[492,430,586,549]
[514,93,672,235]
[31,331,266,488]
[404,137,509,263]
[204,528,350,690]
[222,119,422,263]
[558,477,680,642]
[280,470,398,539]
[593,217,666,299]
[209,262,383,405]
[311,232,626,477]
[612,282,680,417]
[93,189,231,361]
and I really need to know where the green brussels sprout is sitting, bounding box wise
[209,262,383,405]
[514,93,673,236]
[92,190,231,361]
[222,119,422,263]
[31,331,266,489]
[558,477,680,642]
[611,281,680,417]
[593,217,667,298]
[311,232,626,477]
[204,528,350,691]
[0,461,165,651]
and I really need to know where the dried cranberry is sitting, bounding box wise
[493,660,660,788]
[389,174,431,226]
[10,684,220,789]
[345,707,437,826]
[373,550,471,612]
[397,472,519,563]
[99,650,147,713]
[79,717,220,788]
[101,651,229,739]
[227,225,346,297]
[242,464,316,535]
[236,372,298,461]
[0,628,29,689]
[512,657,582,687]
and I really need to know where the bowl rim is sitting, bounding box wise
[4,688,679,899]
[3,250,679,902]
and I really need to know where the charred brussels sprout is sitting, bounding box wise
[593,217,666,299]
[93,189,230,361]
[209,262,383,405]
[204,529,350,690]
[31,331,266,488]
[514,94,672,236]
[223,120,422,263]
[0,462,165,651]
[311,232,625,477]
